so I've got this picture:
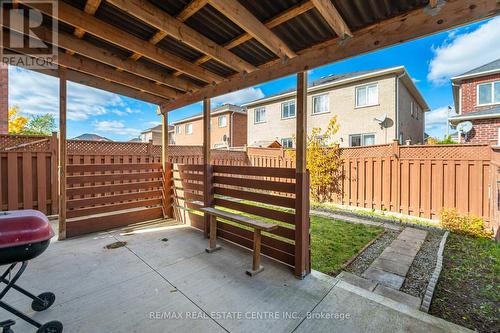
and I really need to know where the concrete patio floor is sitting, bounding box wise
[0,219,471,333]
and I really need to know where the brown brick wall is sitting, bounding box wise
[231,112,247,147]
[0,64,7,134]
[461,118,500,144]
[460,73,500,114]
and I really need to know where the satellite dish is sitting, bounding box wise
[456,121,473,134]
[374,114,388,126]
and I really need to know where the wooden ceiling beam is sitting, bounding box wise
[310,0,352,38]
[180,1,315,76]
[21,66,169,105]
[207,0,296,59]
[3,33,180,100]
[1,9,198,93]
[162,0,500,111]
[27,1,224,84]
[107,0,256,73]
[129,0,207,62]
[73,0,102,38]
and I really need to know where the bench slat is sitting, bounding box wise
[200,207,278,231]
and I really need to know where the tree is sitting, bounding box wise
[427,135,457,145]
[24,114,56,135]
[8,106,28,134]
[288,116,342,202]
[7,106,55,136]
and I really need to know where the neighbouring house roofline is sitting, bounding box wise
[451,68,500,82]
[449,107,500,124]
[171,104,246,126]
[241,66,429,111]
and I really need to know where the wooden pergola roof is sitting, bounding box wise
[2,0,499,111]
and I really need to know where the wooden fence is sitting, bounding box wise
[1,134,499,235]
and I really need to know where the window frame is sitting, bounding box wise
[349,133,376,147]
[218,115,227,128]
[355,83,379,108]
[175,126,181,134]
[281,100,296,119]
[281,138,293,149]
[312,94,329,115]
[254,107,266,124]
[185,123,193,135]
[477,81,500,106]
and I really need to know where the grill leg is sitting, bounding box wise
[0,262,27,300]
[0,277,44,303]
[0,301,42,329]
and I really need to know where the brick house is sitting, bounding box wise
[172,104,246,149]
[243,66,429,148]
[0,63,7,134]
[450,59,500,145]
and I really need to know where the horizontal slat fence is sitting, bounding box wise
[65,142,164,237]
[172,163,298,267]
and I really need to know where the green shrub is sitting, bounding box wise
[440,208,493,238]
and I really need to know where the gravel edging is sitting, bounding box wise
[313,207,443,233]
[400,231,443,298]
[345,230,400,275]
[420,231,449,313]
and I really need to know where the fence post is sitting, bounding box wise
[147,139,153,157]
[50,132,58,215]
[392,139,400,213]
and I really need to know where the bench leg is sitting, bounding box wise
[246,229,264,276]
[205,216,221,253]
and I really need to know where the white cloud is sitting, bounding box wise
[425,106,455,138]
[411,78,420,84]
[428,17,500,85]
[93,120,140,137]
[8,67,124,121]
[212,87,264,106]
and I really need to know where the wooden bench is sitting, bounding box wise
[200,207,278,276]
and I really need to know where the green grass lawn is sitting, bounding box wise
[215,201,384,275]
[429,234,500,333]
[310,216,383,275]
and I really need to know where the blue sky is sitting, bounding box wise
[8,17,500,141]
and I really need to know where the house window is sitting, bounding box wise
[312,94,329,114]
[349,133,375,147]
[281,138,293,148]
[185,123,193,135]
[281,100,296,119]
[218,115,227,128]
[176,126,181,134]
[477,81,500,105]
[356,84,379,107]
[255,107,266,123]
[410,101,415,117]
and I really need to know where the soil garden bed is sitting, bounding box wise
[429,233,500,333]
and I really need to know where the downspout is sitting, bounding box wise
[230,111,235,148]
[395,73,404,143]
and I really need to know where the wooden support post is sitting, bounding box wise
[161,108,173,218]
[203,98,220,253]
[295,71,310,278]
[50,132,58,215]
[58,70,67,240]
[245,229,263,276]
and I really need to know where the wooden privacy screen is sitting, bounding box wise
[65,153,164,237]
[0,134,58,214]
[172,164,298,267]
